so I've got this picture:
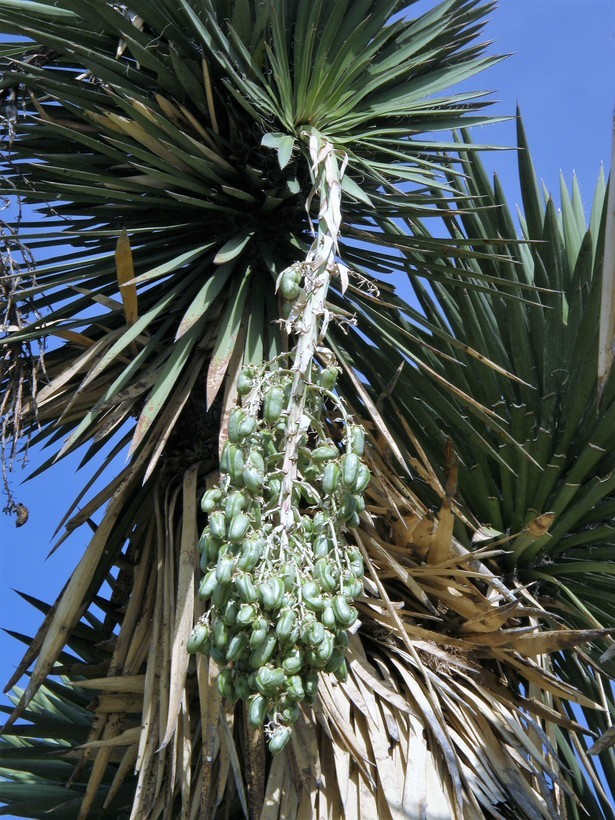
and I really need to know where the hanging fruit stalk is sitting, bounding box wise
[191,128,370,754]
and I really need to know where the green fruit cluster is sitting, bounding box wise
[189,361,369,754]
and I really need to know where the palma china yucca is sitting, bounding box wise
[0,1,614,817]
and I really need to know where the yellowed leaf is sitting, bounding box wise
[115,230,139,327]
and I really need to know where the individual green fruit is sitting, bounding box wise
[337,493,357,522]
[348,425,365,457]
[285,675,305,702]
[243,465,264,494]
[281,702,301,724]
[249,633,277,667]
[228,512,251,543]
[313,534,331,558]
[259,577,286,610]
[236,603,258,627]
[201,488,223,513]
[235,573,258,603]
[314,558,337,593]
[302,580,324,612]
[249,617,270,648]
[212,582,231,609]
[212,618,229,649]
[275,608,297,642]
[332,595,358,627]
[225,490,248,521]
[249,694,268,727]
[353,463,371,494]
[304,670,319,701]
[237,369,254,396]
[255,667,286,696]
[304,620,326,646]
[226,633,249,663]
[199,570,218,601]
[322,462,341,495]
[282,647,303,675]
[238,536,265,571]
[279,266,302,301]
[347,548,364,579]
[208,511,226,540]
[268,725,291,755]
[234,673,251,701]
[341,453,360,488]
[223,599,239,626]
[319,366,339,390]
[263,386,285,425]
[216,555,235,584]
[218,668,235,699]
[311,445,339,462]
[228,445,246,485]
[322,605,336,629]
[334,659,349,682]
[187,623,210,654]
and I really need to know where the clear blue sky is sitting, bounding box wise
[0,0,613,791]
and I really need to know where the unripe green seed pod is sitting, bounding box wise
[235,573,258,604]
[275,608,297,641]
[223,599,239,626]
[341,453,360,488]
[282,647,303,675]
[263,386,285,425]
[209,510,226,540]
[228,512,251,543]
[259,577,285,611]
[319,366,339,390]
[243,466,264,494]
[324,649,347,674]
[281,702,301,724]
[212,618,229,649]
[201,488,223,513]
[285,675,305,702]
[228,445,245,485]
[313,511,327,533]
[279,266,302,300]
[187,623,210,654]
[236,603,258,627]
[228,408,246,443]
[304,620,326,646]
[238,536,265,571]
[314,558,337,593]
[218,667,235,700]
[334,659,349,683]
[234,673,251,701]
[337,493,357,522]
[249,694,268,727]
[347,511,361,528]
[302,580,325,612]
[312,445,339,462]
[226,633,249,663]
[249,633,277,668]
[353,463,371,494]
[332,595,358,627]
[304,670,319,701]
[219,442,231,474]
[313,534,331,558]
[347,549,364,579]
[322,462,341,495]
[212,582,230,609]
[225,490,248,521]
[269,725,292,755]
[216,555,235,584]
[348,425,365,457]
[199,569,218,601]
[250,624,269,651]
[237,369,254,396]
[322,605,336,629]
[255,666,286,697]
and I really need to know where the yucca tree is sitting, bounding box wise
[0,1,614,818]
